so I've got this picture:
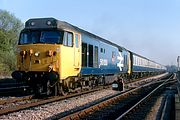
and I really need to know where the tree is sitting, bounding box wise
[0,10,23,72]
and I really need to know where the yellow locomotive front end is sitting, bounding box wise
[17,44,60,72]
[12,18,81,95]
[16,44,60,79]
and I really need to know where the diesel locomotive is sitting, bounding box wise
[12,18,166,95]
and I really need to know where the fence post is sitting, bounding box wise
[177,71,180,101]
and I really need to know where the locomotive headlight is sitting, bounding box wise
[34,51,40,57]
[30,22,35,26]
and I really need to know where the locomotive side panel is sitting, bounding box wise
[59,31,81,79]
[80,32,126,76]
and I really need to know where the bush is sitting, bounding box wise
[0,9,23,73]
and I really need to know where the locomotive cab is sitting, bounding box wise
[12,18,81,95]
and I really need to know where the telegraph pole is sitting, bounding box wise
[178,56,180,71]
[177,56,180,102]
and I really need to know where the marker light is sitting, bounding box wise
[34,52,40,57]
[47,50,53,57]
[20,50,27,56]
[29,49,33,56]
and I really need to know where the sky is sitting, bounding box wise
[1,0,180,65]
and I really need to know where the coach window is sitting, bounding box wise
[75,34,79,48]
[136,57,138,65]
[134,56,136,65]
[137,57,139,65]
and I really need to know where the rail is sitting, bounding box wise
[56,74,175,120]
[116,74,175,120]
[0,86,108,116]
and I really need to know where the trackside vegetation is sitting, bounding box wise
[0,9,23,75]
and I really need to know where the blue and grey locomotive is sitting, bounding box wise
[12,18,166,95]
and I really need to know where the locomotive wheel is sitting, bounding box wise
[60,86,68,96]
[47,81,60,96]
[69,80,75,90]
[53,83,59,96]
[33,84,44,96]
[96,76,105,88]
[46,80,52,96]
[60,82,69,96]
[101,76,105,86]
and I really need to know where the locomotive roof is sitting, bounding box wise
[25,17,125,51]
[25,18,165,67]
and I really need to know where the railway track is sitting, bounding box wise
[0,86,30,96]
[0,78,29,96]
[0,73,171,118]
[116,76,176,120]
[49,74,176,120]
[0,86,109,116]
[0,95,34,105]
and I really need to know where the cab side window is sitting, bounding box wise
[63,32,73,47]
[67,32,73,46]
[75,34,79,48]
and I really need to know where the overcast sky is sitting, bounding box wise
[1,0,180,65]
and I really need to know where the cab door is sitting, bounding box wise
[60,32,81,79]
[74,33,81,69]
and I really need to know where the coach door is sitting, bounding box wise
[74,33,81,68]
